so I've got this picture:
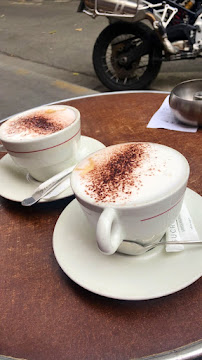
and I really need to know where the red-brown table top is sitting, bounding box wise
[0,92,201,360]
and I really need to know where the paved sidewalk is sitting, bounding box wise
[0,0,106,119]
[0,53,98,120]
[7,0,73,3]
[0,0,201,119]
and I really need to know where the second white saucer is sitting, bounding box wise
[0,136,105,203]
[53,188,202,300]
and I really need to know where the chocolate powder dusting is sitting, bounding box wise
[84,143,150,203]
[7,114,64,136]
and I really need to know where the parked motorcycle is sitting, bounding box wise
[78,0,202,90]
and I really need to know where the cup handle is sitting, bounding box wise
[0,144,7,152]
[96,208,124,255]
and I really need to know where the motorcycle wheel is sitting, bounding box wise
[93,22,162,91]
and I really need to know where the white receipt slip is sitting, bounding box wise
[147,96,198,133]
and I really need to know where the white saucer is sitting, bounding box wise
[0,136,105,203]
[53,188,202,300]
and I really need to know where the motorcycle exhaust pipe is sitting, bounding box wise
[146,12,178,54]
[84,0,139,16]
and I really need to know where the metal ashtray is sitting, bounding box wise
[169,79,202,126]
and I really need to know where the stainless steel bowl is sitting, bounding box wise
[169,79,202,126]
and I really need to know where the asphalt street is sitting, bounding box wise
[0,0,201,120]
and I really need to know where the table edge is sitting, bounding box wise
[0,91,170,124]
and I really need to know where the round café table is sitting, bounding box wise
[0,91,201,360]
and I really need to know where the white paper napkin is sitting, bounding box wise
[166,202,199,252]
[147,96,198,132]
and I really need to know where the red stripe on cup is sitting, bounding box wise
[7,128,80,154]
[141,195,184,222]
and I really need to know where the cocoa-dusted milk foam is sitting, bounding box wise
[0,106,76,140]
[72,142,188,206]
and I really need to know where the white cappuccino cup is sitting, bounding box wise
[70,142,190,255]
[0,105,80,181]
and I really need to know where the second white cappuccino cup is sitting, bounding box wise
[70,142,190,255]
[0,105,80,181]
